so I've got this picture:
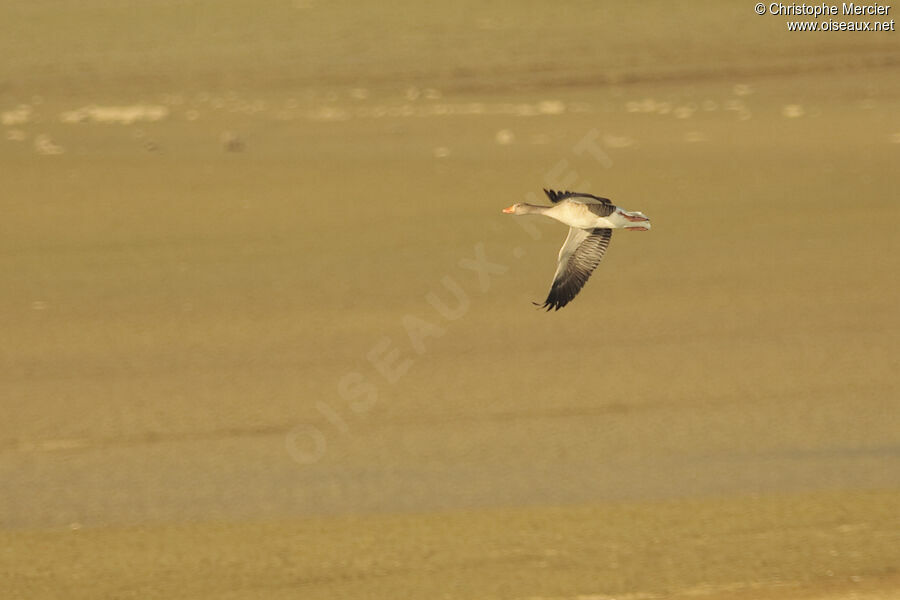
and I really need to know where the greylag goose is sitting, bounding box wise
[502,189,651,311]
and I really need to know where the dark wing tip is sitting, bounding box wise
[534,291,570,311]
[543,189,612,205]
[535,228,612,312]
[532,299,562,311]
[543,188,576,204]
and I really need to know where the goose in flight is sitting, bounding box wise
[502,189,650,311]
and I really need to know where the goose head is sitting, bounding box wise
[502,203,526,214]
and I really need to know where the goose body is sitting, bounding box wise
[502,189,650,311]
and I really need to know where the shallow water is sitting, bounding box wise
[1,2,899,598]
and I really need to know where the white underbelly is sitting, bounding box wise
[547,203,604,229]
[545,202,650,229]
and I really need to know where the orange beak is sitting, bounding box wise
[502,205,515,214]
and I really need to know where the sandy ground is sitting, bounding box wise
[1,1,899,598]
[3,492,899,599]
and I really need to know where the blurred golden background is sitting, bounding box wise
[1,2,898,598]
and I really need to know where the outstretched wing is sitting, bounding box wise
[544,188,612,205]
[535,227,613,311]
[543,188,616,217]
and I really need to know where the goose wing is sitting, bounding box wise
[543,188,616,217]
[535,227,613,311]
